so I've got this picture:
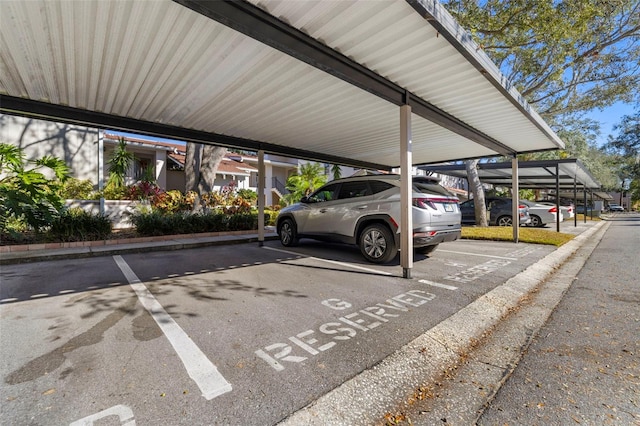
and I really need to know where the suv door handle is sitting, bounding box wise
[319,208,328,213]
[357,206,368,210]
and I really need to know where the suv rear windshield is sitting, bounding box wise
[413,180,453,197]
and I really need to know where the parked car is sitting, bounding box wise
[276,174,461,263]
[459,197,531,227]
[535,200,574,219]
[521,200,563,227]
[607,203,624,212]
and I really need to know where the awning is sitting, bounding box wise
[0,0,564,170]
[422,159,601,190]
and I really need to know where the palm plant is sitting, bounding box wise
[283,162,327,205]
[106,137,134,190]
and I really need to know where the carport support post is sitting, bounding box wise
[574,174,578,227]
[258,150,265,246]
[97,129,105,216]
[512,155,519,243]
[400,104,413,278]
[556,163,561,232]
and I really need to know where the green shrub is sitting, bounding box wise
[48,208,112,242]
[237,189,257,203]
[227,213,258,230]
[131,211,265,236]
[264,209,279,226]
[152,190,193,213]
[60,178,94,199]
[101,185,128,200]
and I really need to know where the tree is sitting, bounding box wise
[282,162,327,205]
[0,143,69,233]
[184,142,227,212]
[440,0,640,224]
[106,137,134,191]
[604,108,640,204]
[331,164,342,180]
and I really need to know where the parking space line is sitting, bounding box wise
[113,255,232,400]
[263,246,393,276]
[438,249,517,261]
[418,279,458,291]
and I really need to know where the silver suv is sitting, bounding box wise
[276,174,461,263]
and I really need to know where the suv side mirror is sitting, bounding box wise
[300,196,310,203]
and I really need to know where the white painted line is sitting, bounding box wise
[418,279,458,291]
[113,255,232,400]
[263,246,392,276]
[1,298,18,303]
[438,249,517,261]
[70,404,135,426]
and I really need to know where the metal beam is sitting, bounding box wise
[173,0,515,156]
[0,95,389,172]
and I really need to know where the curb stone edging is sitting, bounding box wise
[0,230,260,253]
[0,232,280,265]
[277,221,608,426]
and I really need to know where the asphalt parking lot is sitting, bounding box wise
[1,237,559,425]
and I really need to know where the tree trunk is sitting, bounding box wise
[465,159,488,226]
[184,142,227,212]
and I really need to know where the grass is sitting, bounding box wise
[461,226,575,246]
[461,213,603,246]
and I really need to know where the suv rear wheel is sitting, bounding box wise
[359,224,396,263]
[278,218,299,246]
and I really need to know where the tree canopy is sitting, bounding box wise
[604,108,640,203]
[442,0,639,118]
[440,0,640,222]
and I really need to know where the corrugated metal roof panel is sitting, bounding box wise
[0,0,564,170]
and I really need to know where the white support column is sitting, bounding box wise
[400,105,413,278]
[512,155,519,243]
[155,149,167,189]
[258,150,265,246]
[98,130,105,215]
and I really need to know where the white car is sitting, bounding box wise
[535,201,574,220]
[521,200,564,227]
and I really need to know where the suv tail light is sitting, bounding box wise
[518,204,526,209]
[548,206,558,213]
[413,197,457,210]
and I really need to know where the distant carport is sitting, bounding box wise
[0,0,565,277]
[422,159,603,231]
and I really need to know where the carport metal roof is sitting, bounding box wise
[0,0,564,170]
[423,159,601,191]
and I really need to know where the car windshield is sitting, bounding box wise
[413,181,453,197]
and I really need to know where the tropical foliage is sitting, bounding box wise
[106,137,135,191]
[282,162,327,205]
[0,143,69,233]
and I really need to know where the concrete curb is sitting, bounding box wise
[0,234,279,265]
[277,221,608,426]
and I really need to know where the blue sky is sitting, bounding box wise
[585,101,637,146]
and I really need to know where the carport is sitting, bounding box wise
[423,159,603,232]
[0,0,564,277]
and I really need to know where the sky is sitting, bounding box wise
[585,101,637,146]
